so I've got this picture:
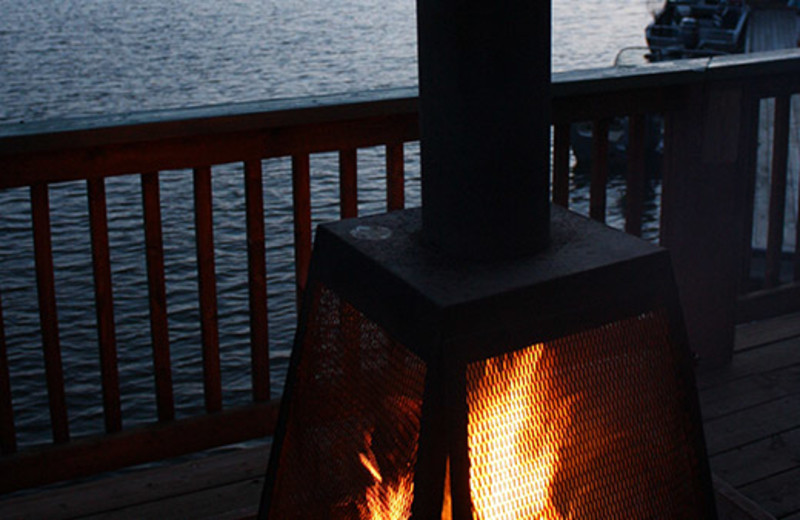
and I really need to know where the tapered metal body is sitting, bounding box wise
[259,207,717,519]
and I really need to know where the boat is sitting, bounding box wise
[569,0,751,170]
[645,0,751,61]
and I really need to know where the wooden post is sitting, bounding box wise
[625,115,647,237]
[552,123,571,208]
[292,154,312,311]
[386,142,405,212]
[141,172,175,422]
[193,166,223,413]
[30,184,70,442]
[661,80,758,366]
[338,149,358,219]
[0,290,16,454]
[590,118,610,223]
[87,178,123,433]
[764,94,791,289]
[244,160,271,402]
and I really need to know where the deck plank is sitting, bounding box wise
[715,476,780,520]
[703,394,800,455]
[699,311,800,519]
[697,335,800,390]
[0,444,269,520]
[740,468,800,519]
[699,363,800,419]
[2,311,798,519]
[80,478,262,520]
[736,311,800,351]
[710,426,800,488]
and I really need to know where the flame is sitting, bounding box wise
[360,452,384,483]
[441,458,452,520]
[467,343,573,520]
[357,440,415,520]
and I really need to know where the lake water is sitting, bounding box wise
[0,0,657,447]
[1,0,653,123]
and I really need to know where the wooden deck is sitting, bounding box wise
[700,312,800,520]
[0,444,269,520]
[0,313,795,519]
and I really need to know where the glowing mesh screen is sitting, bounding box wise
[268,285,426,519]
[466,310,707,519]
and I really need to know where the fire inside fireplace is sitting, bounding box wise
[258,208,717,519]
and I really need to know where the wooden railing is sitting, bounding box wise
[553,49,800,363]
[733,74,800,323]
[0,90,418,493]
[2,48,800,493]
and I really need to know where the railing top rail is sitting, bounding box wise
[0,88,420,157]
[556,48,800,95]
[552,57,710,98]
[706,48,800,81]
[3,48,800,159]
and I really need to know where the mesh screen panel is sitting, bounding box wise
[466,309,706,520]
[269,285,427,519]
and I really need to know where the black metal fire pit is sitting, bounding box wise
[258,206,716,518]
[258,0,717,516]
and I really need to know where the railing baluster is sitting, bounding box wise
[625,115,646,237]
[795,146,800,282]
[0,291,16,454]
[336,147,361,402]
[140,172,175,422]
[590,118,610,223]
[193,166,222,413]
[339,149,358,219]
[795,199,800,278]
[659,113,674,246]
[292,155,312,311]
[765,94,791,289]
[87,178,122,433]
[30,184,70,443]
[737,94,761,293]
[244,160,270,402]
[552,122,571,208]
[386,142,404,212]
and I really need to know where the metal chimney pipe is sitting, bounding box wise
[417,0,551,260]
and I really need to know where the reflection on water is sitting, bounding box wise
[0,0,651,124]
[0,0,654,446]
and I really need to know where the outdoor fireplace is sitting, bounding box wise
[258,0,716,518]
[258,207,716,519]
